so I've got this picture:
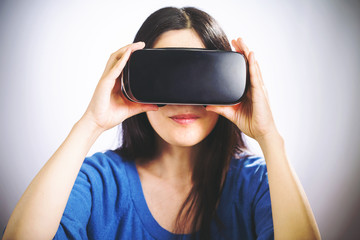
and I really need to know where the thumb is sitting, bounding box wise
[127,103,159,118]
[206,105,234,119]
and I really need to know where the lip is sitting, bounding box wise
[169,114,200,125]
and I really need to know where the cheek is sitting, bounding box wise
[146,112,219,146]
[199,113,219,138]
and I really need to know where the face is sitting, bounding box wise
[146,29,219,147]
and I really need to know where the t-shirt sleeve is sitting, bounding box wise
[53,168,92,240]
[251,160,274,240]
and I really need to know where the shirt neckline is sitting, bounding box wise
[123,156,193,240]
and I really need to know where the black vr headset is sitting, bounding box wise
[122,48,249,106]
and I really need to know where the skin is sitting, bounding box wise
[136,29,219,232]
[3,29,321,240]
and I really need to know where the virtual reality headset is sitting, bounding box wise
[121,48,249,106]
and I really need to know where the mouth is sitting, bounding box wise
[169,114,200,125]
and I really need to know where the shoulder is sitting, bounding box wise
[225,152,269,202]
[81,150,127,177]
[228,153,268,182]
[55,151,135,238]
[79,150,132,197]
[217,153,273,238]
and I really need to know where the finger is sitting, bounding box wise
[98,46,136,98]
[139,103,159,112]
[232,38,251,69]
[248,52,262,89]
[103,47,131,84]
[256,61,264,86]
[254,60,270,101]
[231,39,241,52]
[128,102,159,116]
[103,44,132,75]
[205,105,235,121]
[103,42,145,76]
[263,85,270,102]
[111,41,145,61]
[110,44,145,101]
[236,38,250,58]
[231,38,247,58]
[107,43,144,82]
[112,72,122,95]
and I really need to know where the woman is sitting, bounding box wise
[3,6,320,240]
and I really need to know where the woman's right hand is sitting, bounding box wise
[81,42,159,132]
[3,42,160,240]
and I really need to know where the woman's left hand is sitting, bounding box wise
[205,38,278,142]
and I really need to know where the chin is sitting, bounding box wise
[162,133,208,147]
[169,140,202,147]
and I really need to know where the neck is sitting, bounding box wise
[136,134,203,182]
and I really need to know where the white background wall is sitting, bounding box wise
[1,0,359,239]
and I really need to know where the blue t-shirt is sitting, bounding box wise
[54,150,273,240]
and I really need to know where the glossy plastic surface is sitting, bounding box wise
[122,48,249,105]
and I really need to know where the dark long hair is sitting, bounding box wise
[114,6,250,239]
